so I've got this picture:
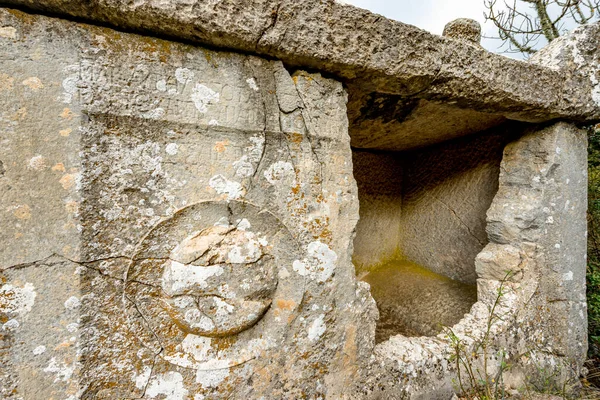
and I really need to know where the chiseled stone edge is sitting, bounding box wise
[1,0,600,122]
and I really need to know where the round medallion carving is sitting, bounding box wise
[124,201,304,369]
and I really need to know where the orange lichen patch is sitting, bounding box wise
[14,232,23,239]
[59,173,76,190]
[21,77,44,91]
[6,9,36,25]
[52,163,66,172]
[0,73,14,91]
[65,201,79,214]
[214,140,230,153]
[54,341,73,351]
[13,205,31,220]
[213,336,237,352]
[60,108,76,120]
[59,128,72,137]
[276,299,296,311]
[202,50,218,68]
[289,133,304,144]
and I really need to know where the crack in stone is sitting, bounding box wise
[255,1,283,50]
[139,351,160,399]
[291,74,324,192]
[432,197,486,247]
[124,294,165,354]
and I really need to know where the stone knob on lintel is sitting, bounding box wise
[443,18,482,45]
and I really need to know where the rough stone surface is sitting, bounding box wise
[0,9,377,399]
[443,18,482,45]
[400,131,509,284]
[0,4,591,400]
[353,130,508,284]
[2,0,600,126]
[360,122,587,399]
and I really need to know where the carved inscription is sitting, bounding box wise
[70,56,264,129]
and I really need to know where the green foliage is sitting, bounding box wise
[588,126,600,358]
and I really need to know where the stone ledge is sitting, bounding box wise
[1,0,600,126]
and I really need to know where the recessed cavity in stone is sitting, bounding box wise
[352,130,508,341]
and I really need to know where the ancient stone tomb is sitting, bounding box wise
[0,2,595,399]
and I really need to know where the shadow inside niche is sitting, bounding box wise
[361,259,477,343]
[352,127,512,343]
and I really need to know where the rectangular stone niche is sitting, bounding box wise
[352,128,510,342]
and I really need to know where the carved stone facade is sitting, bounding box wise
[0,1,596,399]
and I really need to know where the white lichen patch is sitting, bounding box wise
[233,155,254,178]
[563,271,574,281]
[145,371,189,400]
[162,261,224,294]
[66,322,79,333]
[292,241,338,282]
[196,368,230,388]
[246,77,259,91]
[175,67,195,84]
[0,26,17,39]
[142,107,166,120]
[33,345,46,355]
[28,155,47,171]
[60,65,80,104]
[43,357,76,383]
[209,174,244,200]
[156,79,167,92]
[181,334,213,363]
[226,236,263,263]
[236,218,251,231]
[0,282,37,316]
[166,143,179,155]
[308,314,326,341]
[264,161,295,185]
[3,319,20,331]
[64,296,81,310]
[133,366,152,390]
[191,83,220,113]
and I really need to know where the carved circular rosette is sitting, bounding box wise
[124,201,304,369]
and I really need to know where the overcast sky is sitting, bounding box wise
[339,0,518,56]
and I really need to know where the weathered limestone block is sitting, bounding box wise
[0,9,376,399]
[0,4,591,400]
[3,0,600,123]
[364,122,587,399]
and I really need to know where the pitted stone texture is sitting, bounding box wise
[531,21,600,116]
[0,9,375,399]
[443,18,482,45]
[2,1,600,124]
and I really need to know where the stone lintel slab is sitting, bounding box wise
[1,0,600,133]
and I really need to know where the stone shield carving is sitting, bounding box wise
[124,201,304,370]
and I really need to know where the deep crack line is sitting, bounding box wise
[432,196,486,247]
